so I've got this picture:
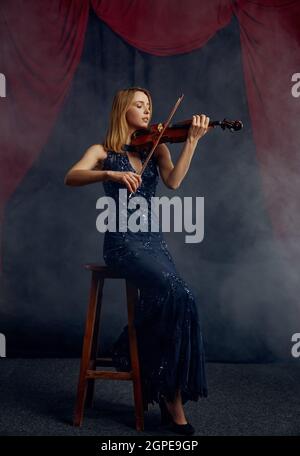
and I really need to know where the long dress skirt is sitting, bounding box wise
[101,147,208,406]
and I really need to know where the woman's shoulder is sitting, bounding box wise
[82,144,109,171]
[86,143,108,160]
[88,144,107,158]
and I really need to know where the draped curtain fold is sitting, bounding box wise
[232,0,300,240]
[91,0,233,55]
[1,0,300,268]
[0,0,90,241]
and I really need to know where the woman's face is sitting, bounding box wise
[125,91,151,130]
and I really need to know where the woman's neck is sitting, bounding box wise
[125,127,135,145]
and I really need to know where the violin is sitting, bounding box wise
[130,117,243,153]
[127,94,243,197]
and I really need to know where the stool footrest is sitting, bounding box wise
[95,357,113,366]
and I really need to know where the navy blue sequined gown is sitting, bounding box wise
[102,145,208,406]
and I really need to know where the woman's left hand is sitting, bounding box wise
[187,114,212,142]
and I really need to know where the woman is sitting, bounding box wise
[65,87,211,435]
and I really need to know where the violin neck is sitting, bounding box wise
[171,118,217,128]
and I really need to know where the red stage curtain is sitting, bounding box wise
[0,0,90,259]
[91,0,233,56]
[232,0,300,243]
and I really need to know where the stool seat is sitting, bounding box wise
[73,264,146,431]
[83,264,125,278]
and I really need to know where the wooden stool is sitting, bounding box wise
[73,264,147,431]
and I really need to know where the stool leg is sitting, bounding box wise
[126,281,145,432]
[86,278,103,408]
[73,272,103,426]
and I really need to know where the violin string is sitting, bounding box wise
[138,94,184,178]
[128,94,184,199]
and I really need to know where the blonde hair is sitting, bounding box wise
[103,87,152,153]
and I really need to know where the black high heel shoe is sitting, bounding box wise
[158,393,195,436]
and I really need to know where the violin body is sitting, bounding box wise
[130,118,243,153]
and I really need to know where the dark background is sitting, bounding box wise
[1,10,296,361]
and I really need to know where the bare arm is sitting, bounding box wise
[155,140,197,190]
[64,144,110,186]
[64,144,142,192]
[155,114,211,190]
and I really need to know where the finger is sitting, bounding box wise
[124,176,135,193]
[127,173,136,182]
[132,172,142,184]
[129,173,141,188]
[129,174,140,191]
[127,181,134,193]
[127,177,138,192]
[124,179,132,193]
[200,114,206,128]
[202,117,208,133]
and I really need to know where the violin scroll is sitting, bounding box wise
[216,118,243,132]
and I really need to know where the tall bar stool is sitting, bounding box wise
[73,264,147,431]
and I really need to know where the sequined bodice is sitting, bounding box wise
[101,147,160,234]
[102,147,159,201]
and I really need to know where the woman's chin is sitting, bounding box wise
[130,121,149,130]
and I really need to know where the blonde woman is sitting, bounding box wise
[65,87,211,435]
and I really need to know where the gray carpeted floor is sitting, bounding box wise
[0,359,299,436]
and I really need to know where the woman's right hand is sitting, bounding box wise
[109,171,142,193]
